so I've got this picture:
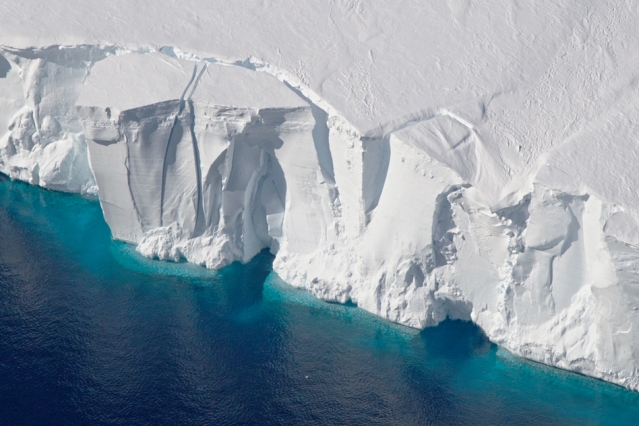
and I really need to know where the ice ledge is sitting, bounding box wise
[2,44,639,392]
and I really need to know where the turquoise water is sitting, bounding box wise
[1,174,638,425]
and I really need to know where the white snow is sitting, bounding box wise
[3,0,639,391]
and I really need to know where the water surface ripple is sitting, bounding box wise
[1,175,638,425]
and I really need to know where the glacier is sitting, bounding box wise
[3,0,639,391]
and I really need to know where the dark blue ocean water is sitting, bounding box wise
[1,175,638,425]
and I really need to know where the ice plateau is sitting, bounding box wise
[2,0,639,391]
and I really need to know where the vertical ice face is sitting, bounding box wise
[77,52,335,269]
[0,46,115,193]
[77,53,194,242]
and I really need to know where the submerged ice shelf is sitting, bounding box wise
[3,0,639,392]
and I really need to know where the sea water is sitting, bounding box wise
[1,174,638,426]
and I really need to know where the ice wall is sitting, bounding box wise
[3,46,639,392]
[0,46,118,193]
[77,53,333,270]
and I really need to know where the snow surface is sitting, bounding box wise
[3,0,639,391]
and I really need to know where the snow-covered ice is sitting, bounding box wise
[3,0,639,391]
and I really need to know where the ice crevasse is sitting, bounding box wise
[2,43,639,393]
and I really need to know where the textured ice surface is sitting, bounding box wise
[3,0,639,391]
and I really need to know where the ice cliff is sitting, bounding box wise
[3,0,639,392]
